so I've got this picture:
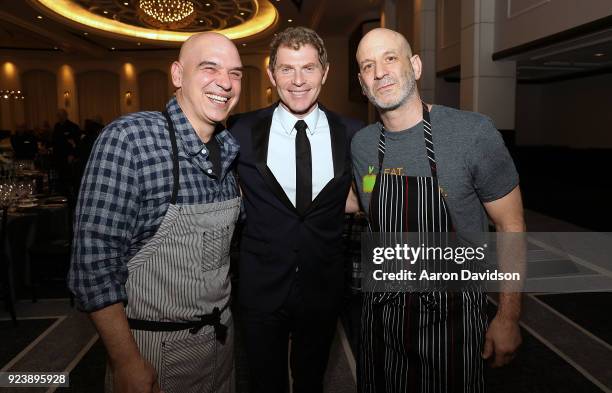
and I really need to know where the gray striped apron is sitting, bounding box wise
[359,103,487,393]
[105,111,240,393]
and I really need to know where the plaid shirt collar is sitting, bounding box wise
[165,95,239,162]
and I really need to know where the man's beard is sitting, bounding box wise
[365,69,416,112]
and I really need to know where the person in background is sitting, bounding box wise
[52,109,80,199]
[69,32,243,393]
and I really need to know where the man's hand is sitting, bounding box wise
[112,356,162,393]
[89,303,163,393]
[482,315,522,367]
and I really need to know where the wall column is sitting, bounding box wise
[120,62,139,115]
[381,0,398,30]
[57,64,78,124]
[412,0,436,102]
[460,0,516,133]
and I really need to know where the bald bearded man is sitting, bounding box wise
[69,33,243,393]
[351,28,524,392]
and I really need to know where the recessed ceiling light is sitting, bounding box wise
[205,3,211,6]
[137,42,141,46]
[123,2,129,5]
[83,32,88,35]
[242,43,247,47]
[287,19,293,22]
[111,47,116,50]
[37,15,43,19]
[103,10,109,14]
[240,12,245,16]
[199,19,204,23]
[53,46,58,50]
[594,53,605,57]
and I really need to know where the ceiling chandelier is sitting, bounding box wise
[137,0,196,29]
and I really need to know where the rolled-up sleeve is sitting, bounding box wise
[68,123,139,312]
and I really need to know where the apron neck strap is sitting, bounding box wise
[163,110,180,205]
[377,101,438,178]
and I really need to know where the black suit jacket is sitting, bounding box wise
[229,104,364,312]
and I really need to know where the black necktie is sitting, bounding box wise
[294,120,311,214]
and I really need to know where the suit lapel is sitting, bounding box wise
[252,111,298,214]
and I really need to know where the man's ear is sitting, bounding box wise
[266,67,277,87]
[171,61,183,88]
[321,63,330,85]
[410,54,422,81]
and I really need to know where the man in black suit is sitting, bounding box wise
[229,27,363,393]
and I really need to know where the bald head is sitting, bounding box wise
[354,28,421,114]
[356,28,412,65]
[178,32,238,64]
[171,31,243,138]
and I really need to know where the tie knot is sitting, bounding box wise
[294,120,308,134]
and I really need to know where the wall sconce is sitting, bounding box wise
[63,91,70,107]
[125,91,132,106]
[266,87,272,104]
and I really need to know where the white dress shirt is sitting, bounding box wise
[267,104,334,207]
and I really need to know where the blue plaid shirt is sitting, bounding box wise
[68,96,240,312]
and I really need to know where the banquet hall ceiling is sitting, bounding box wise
[0,0,381,57]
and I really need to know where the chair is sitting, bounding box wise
[28,203,74,306]
[0,208,18,324]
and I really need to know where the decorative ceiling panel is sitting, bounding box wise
[74,0,258,31]
[31,0,278,42]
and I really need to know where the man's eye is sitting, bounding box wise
[363,64,373,71]
[386,56,397,62]
[230,72,242,79]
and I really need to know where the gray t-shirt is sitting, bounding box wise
[351,105,519,233]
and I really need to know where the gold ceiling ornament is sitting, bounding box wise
[30,0,278,42]
[137,0,196,29]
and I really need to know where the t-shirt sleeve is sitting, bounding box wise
[466,117,519,203]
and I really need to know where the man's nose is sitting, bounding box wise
[374,62,387,80]
[292,70,305,86]
[216,71,232,91]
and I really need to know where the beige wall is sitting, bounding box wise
[0,54,177,129]
[495,0,612,53]
[0,51,274,129]
[0,61,25,131]
[515,73,612,148]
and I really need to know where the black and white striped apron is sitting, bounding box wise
[359,103,487,393]
[105,111,240,393]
